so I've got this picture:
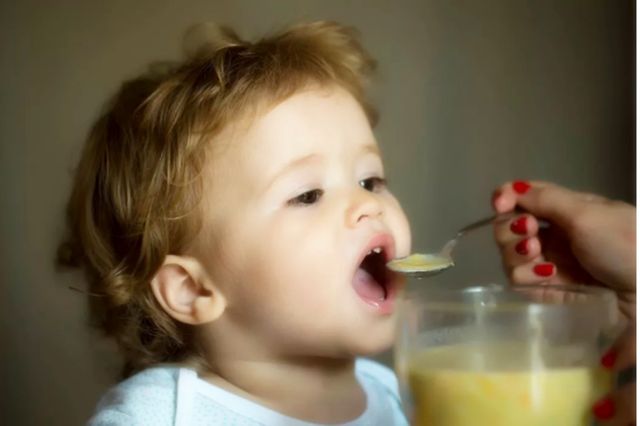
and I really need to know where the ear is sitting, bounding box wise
[150,255,226,325]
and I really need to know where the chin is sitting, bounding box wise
[343,322,396,357]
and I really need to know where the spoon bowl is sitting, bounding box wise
[388,210,534,279]
[386,253,454,278]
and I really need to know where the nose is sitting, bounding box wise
[345,188,384,228]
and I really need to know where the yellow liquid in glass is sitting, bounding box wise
[406,343,612,426]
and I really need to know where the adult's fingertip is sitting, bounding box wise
[515,239,529,255]
[592,397,615,420]
[533,263,555,277]
[492,190,502,210]
[510,262,549,284]
[600,349,617,369]
[513,180,531,195]
[510,216,529,235]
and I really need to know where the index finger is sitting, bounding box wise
[495,181,587,230]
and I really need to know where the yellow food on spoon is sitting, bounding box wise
[388,253,453,273]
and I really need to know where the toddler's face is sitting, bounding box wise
[198,86,411,357]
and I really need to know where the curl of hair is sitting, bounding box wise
[56,21,378,378]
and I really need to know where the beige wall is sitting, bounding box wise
[1,0,634,424]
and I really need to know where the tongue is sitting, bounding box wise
[353,268,385,301]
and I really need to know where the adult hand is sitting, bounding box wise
[492,180,636,320]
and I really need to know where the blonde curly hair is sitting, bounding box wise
[56,21,378,378]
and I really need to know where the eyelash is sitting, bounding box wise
[287,189,325,206]
[360,177,387,193]
[287,178,387,207]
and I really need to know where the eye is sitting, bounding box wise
[288,189,324,206]
[360,177,387,193]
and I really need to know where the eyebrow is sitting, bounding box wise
[263,153,321,193]
[262,144,381,193]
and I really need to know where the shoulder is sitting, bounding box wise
[87,367,180,426]
[355,358,400,395]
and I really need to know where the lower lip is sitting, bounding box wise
[356,277,399,315]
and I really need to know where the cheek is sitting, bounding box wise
[227,243,342,337]
[234,221,337,304]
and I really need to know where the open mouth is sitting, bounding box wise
[354,247,389,302]
[352,234,397,312]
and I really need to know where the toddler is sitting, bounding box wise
[58,21,412,426]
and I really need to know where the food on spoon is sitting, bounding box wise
[387,253,453,274]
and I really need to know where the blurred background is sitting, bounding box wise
[1,0,635,424]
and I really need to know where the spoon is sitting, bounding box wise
[387,210,530,279]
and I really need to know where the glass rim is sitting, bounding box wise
[399,283,618,311]
[402,283,616,296]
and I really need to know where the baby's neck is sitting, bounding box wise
[200,355,367,424]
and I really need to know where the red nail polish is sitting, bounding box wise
[510,217,528,235]
[533,263,555,277]
[513,181,531,194]
[600,349,617,369]
[592,397,615,420]
[515,239,529,255]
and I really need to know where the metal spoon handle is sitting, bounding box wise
[456,210,522,238]
[441,210,523,257]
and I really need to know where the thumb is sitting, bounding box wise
[514,181,586,229]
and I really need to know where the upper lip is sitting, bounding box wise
[355,233,396,272]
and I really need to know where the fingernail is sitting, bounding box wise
[600,349,617,369]
[533,263,555,277]
[515,239,529,255]
[592,397,615,420]
[513,181,531,194]
[510,217,528,235]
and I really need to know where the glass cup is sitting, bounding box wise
[395,283,621,426]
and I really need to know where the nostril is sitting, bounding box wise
[357,209,383,223]
[347,191,385,226]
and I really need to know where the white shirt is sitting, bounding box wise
[88,358,409,426]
